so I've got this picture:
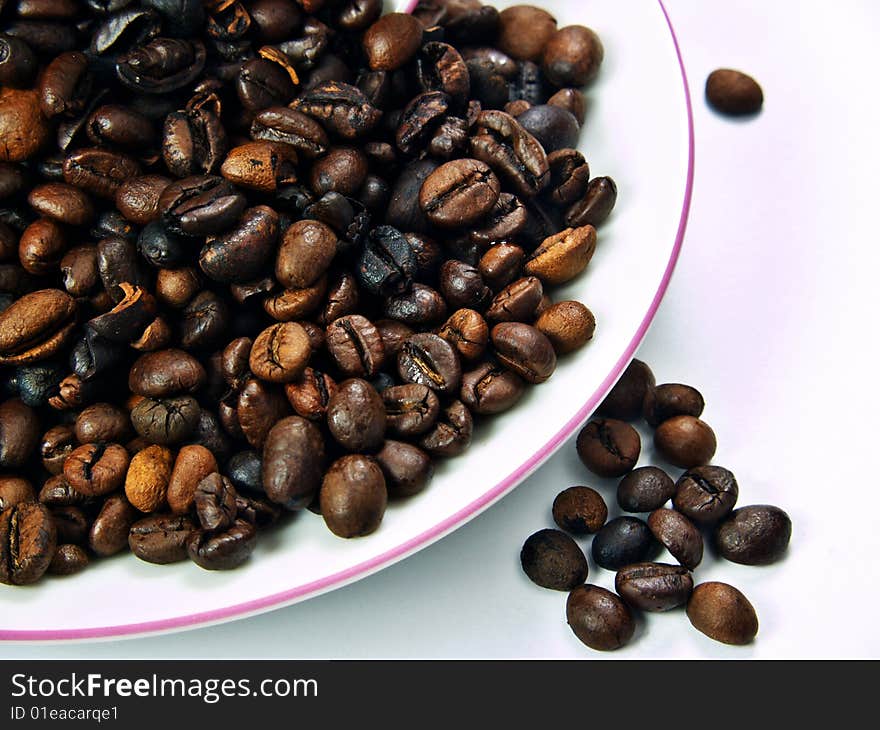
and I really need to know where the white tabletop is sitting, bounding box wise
[7,0,879,658]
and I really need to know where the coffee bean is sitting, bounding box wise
[263,278,327,322]
[398,333,462,395]
[437,308,489,362]
[0,88,51,162]
[566,584,635,651]
[714,505,792,565]
[227,450,263,495]
[419,399,472,457]
[237,377,291,450]
[18,218,67,275]
[129,513,195,564]
[221,141,297,194]
[180,291,229,350]
[376,440,433,498]
[159,175,246,237]
[439,260,492,311]
[648,508,703,569]
[654,415,717,469]
[478,243,525,290]
[327,378,386,453]
[249,322,311,384]
[0,501,56,585]
[261,416,325,509]
[419,158,501,229]
[48,543,89,575]
[534,300,595,354]
[326,314,385,378]
[74,402,131,444]
[187,518,256,570]
[0,35,37,88]
[357,225,417,298]
[284,367,337,421]
[0,289,76,366]
[64,442,129,497]
[124,444,173,513]
[542,25,604,87]
[162,107,226,178]
[199,206,279,284]
[251,107,328,159]
[525,225,596,285]
[63,148,141,199]
[320,454,387,538]
[491,322,556,384]
[517,105,579,153]
[687,582,759,645]
[167,444,218,515]
[276,219,336,290]
[59,245,99,297]
[88,104,156,151]
[552,486,607,535]
[566,176,618,228]
[545,149,590,206]
[87,494,135,557]
[50,505,88,545]
[28,182,93,226]
[131,396,200,446]
[460,361,525,415]
[382,383,440,438]
[497,5,557,61]
[470,110,549,198]
[0,476,35,512]
[320,271,360,326]
[485,276,542,322]
[615,563,694,612]
[617,466,675,513]
[235,493,282,529]
[548,88,587,125]
[0,398,40,467]
[291,81,382,140]
[521,528,588,591]
[363,13,423,71]
[384,283,448,327]
[674,465,739,525]
[598,359,655,421]
[591,516,655,571]
[128,349,205,399]
[643,383,705,427]
[705,69,763,116]
[193,473,237,531]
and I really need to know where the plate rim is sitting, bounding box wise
[0,0,694,643]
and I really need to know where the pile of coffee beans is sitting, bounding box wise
[0,1,617,585]
[521,359,792,650]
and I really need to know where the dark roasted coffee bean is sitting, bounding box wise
[27,182,93,226]
[460,361,525,415]
[320,454,386,538]
[548,88,587,125]
[521,528,588,591]
[382,383,439,438]
[63,442,129,497]
[438,308,488,361]
[469,193,527,245]
[187,518,256,570]
[0,501,56,585]
[509,59,547,106]
[655,415,717,469]
[674,465,739,526]
[74,402,130,444]
[375,319,413,360]
[566,176,618,228]
[50,505,88,545]
[486,276,543,322]
[417,41,470,107]
[131,395,200,445]
[137,220,187,269]
[194,472,237,531]
[592,516,655,571]
[363,12,422,71]
[0,87,51,162]
[117,37,206,94]
[576,418,640,478]
[11,361,64,407]
[546,149,590,207]
[566,584,634,651]
[491,322,556,384]
[427,116,469,160]
[643,383,705,427]
[48,543,89,575]
[598,358,655,421]
[552,486,607,535]
[162,107,226,177]
[439,260,492,311]
[129,349,205,399]
[39,475,83,507]
[715,505,792,566]
[396,90,450,156]
[160,175,246,236]
[357,225,417,298]
[615,563,693,612]
[40,424,76,475]
[291,81,382,140]
[478,243,524,290]
[648,508,703,570]
[326,314,385,378]
[327,378,386,453]
[249,322,311,384]
[276,219,336,289]
[38,51,90,120]
[96,236,147,298]
[235,492,282,528]
[89,494,137,557]
[261,415,325,509]
[419,399,472,457]
[398,332,461,395]
[0,34,37,88]
[251,107,327,159]
[617,466,675,513]
[59,245,98,298]
[226,450,263,496]
[705,69,763,116]
[687,582,759,645]
[63,148,141,199]
[543,25,604,86]
[129,513,195,564]
[517,105,579,153]
[470,110,549,198]
[384,283,447,327]
[180,291,228,350]
[237,377,291,449]
[386,159,437,233]
[419,158,500,229]
[376,440,433,498]
[18,218,67,275]
[88,104,156,151]
[535,300,595,354]
[310,147,367,198]
[0,476,35,512]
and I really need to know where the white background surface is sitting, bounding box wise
[5,0,880,658]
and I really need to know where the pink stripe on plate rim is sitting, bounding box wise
[0,0,695,642]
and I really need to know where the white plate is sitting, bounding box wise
[0,0,693,641]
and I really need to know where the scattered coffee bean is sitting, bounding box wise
[552,486,607,535]
[617,466,675,513]
[566,584,634,651]
[591,516,655,571]
[674,465,739,525]
[576,418,640,478]
[687,582,759,645]
[521,528,588,591]
[647,508,703,570]
[643,383,705,427]
[705,69,763,116]
[714,505,792,565]
[598,359,655,420]
[615,562,693,612]
[654,415,717,469]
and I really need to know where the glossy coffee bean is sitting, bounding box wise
[116,175,170,226]
[517,105,579,153]
[18,218,66,275]
[129,349,205,398]
[497,5,557,61]
[648,508,703,569]
[471,110,550,198]
[705,69,763,116]
[491,322,556,385]
[714,505,792,565]
[382,383,440,438]
[162,107,226,178]
[542,25,604,87]
[50,505,88,545]
[363,13,423,71]
[654,415,717,469]
[552,486,607,535]
[221,141,297,193]
[64,442,129,497]
[0,398,40,467]
[194,473,237,532]
[0,501,56,585]
[439,260,492,311]
[460,362,525,415]
[566,176,618,228]
[521,528,588,591]
[237,378,291,450]
[419,158,501,229]
[577,419,642,478]
[617,466,675,513]
[199,206,279,284]
[248,322,311,384]
[167,444,218,515]
[276,219,336,290]
[478,243,525,290]
[418,399,472,458]
[326,314,385,378]
[615,562,694,612]
[598,359,655,421]
[0,88,51,161]
[687,582,759,645]
[566,584,635,652]
[28,183,93,226]
[591,516,655,571]
[284,367,337,422]
[357,225,416,298]
[376,440,433,498]
[129,513,195,564]
[327,378,386,453]
[0,289,77,366]
[261,416,325,509]
[291,81,382,140]
[60,245,99,297]
[48,543,89,576]
[535,300,595,354]
[251,107,328,159]
[383,283,448,327]
[320,454,387,538]
[63,148,141,199]
[88,495,137,557]
[0,476,35,512]
[437,308,489,362]
[674,465,739,525]
[546,149,590,206]
[0,35,37,88]
[398,333,462,395]
[159,175,246,237]
[187,518,256,571]
[643,383,705,427]
[485,276,543,322]
[74,402,130,444]
[180,291,228,350]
